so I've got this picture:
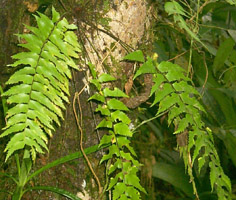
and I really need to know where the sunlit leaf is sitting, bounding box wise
[123,50,145,62]
[98,74,116,83]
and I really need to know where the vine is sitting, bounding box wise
[88,62,146,200]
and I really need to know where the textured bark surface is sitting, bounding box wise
[0,0,26,83]
[84,0,150,74]
[0,2,33,199]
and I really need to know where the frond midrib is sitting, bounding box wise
[22,20,60,136]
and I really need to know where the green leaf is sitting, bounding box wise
[165,1,187,17]
[32,82,65,109]
[99,135,113,147]
[6,114,27,127]
[16,34,43,51]
[175,15,206,48]
[88,62,97,79]
[123,50,145,62]
[125,173,146,193]
[95,105,111,116]
[0,85,8,116]
[100,145,120,163]
[7,93,29,104]
[64,31,81,52]
[133,57,156,79]
[35,12,54,40]
[209,161,217,191]
[114,123,133,137]
[173,81,199,95]
[151,83,174,107]
[27,144,110,182]
[3,84,31,96]
[225,0,236,5]
[96,119,113,129]
[98,74,116,83]
[52,6,60,22]
[168,104,185,125]
[31,91,63,118]
[5,139,25,161]
[25,186,81,200]
[28,100,60,126]
[113,182,126,200]
[1,123,26,138]
[152,162,193,197]
[111,110,131,124]
[90,79,101,91]
[11,55,38,68]
[103,87,128,98]
[6,74,33,85]
[107,172,123,190]
[107,99,129,111]
[88,93,105,103]
[150,74,165,97]
[117,137,136,156]
[180,92,205,112]
[198,155,207,174]
[165,67,188,82]
[213,38,235,76]
[109,159,122,175]
[125,187,140,199]
[158,93,180,114]
[174,114,193,134]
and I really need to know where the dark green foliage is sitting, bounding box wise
[1,7,81,161]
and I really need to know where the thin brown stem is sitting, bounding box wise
[72,85,102,198]
[189,0,211,23]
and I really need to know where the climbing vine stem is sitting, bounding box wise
[73,87,102,198]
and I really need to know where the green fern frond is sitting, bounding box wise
[1,7,81,161]
[88,63,145,200]
[125,51,231,199]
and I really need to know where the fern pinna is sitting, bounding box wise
[1,7,81,161]
[124,51,231,200]
[88,63,146,200]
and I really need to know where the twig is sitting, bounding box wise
[200,51,208,95]
[133,111,168,132]
[189,0,211,23]
[58,0,67,11]
[168,50,189,62]
[219,66,236,80]
[100,40,120,66]
[72,85,102,198]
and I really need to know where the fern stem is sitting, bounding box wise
[133,110,168,132]
[187,39,193,77]
[15,154,21,180]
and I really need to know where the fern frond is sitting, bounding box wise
[125,51,231,199]
[1,7,81,161]
[88,63,145,200]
